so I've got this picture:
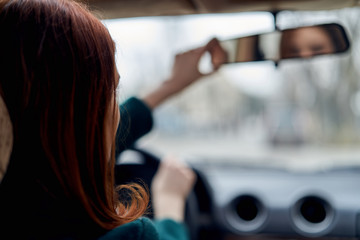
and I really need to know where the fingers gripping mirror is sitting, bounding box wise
[219,23,350,64]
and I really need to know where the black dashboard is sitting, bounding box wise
[191,161,360,239]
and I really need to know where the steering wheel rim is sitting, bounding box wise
[115,147,201,240]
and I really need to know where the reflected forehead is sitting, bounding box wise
[290,27,332,46]
[293,27,328,39]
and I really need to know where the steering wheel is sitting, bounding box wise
[114,147,207,240]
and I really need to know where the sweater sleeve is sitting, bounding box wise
[115,97,154,157]
[154,219,190,240]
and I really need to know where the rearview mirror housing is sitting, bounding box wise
[219,23,350,64]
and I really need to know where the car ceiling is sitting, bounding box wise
[83,0,360,19]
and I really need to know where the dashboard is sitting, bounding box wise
[191,161,360,239]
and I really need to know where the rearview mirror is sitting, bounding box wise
[220,23,350,64]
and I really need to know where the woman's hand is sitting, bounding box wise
[142,38,227,109]
[167,37,227,92]
[151,156,196,222]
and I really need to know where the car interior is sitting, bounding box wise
[82,0,360,239]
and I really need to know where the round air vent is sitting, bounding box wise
[226,194,267,233]
[291,195,334,237]
[236,195,260,221]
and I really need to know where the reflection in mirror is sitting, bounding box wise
[220,23,350,64]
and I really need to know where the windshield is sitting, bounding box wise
[104,7,360,171]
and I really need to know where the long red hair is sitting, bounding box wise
[0,0,148,233]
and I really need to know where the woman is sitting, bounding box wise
[279,24,349,60]
[0,0,225,239]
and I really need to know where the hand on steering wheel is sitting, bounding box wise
[115,148,205,240]
[151,155,197,222]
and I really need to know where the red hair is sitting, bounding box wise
[0,0,148,234]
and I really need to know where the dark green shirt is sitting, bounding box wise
[116,97,154,156]
[99,218,188,240]
[112,98,189,240]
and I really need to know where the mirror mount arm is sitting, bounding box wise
[271,11,280,31]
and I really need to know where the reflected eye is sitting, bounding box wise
[290,47,300,54]
[286,46,300,57]
[311,45,326,53]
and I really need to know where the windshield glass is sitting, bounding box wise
[104,7,360,171]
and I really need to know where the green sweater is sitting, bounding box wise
[112,98,190,240]
[116,97,154,155]
[99,218,188,240]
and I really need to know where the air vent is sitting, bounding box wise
[291,195,334,237]
[226,194,267,233]
[300,196,327,223]
[236,195,260,221]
